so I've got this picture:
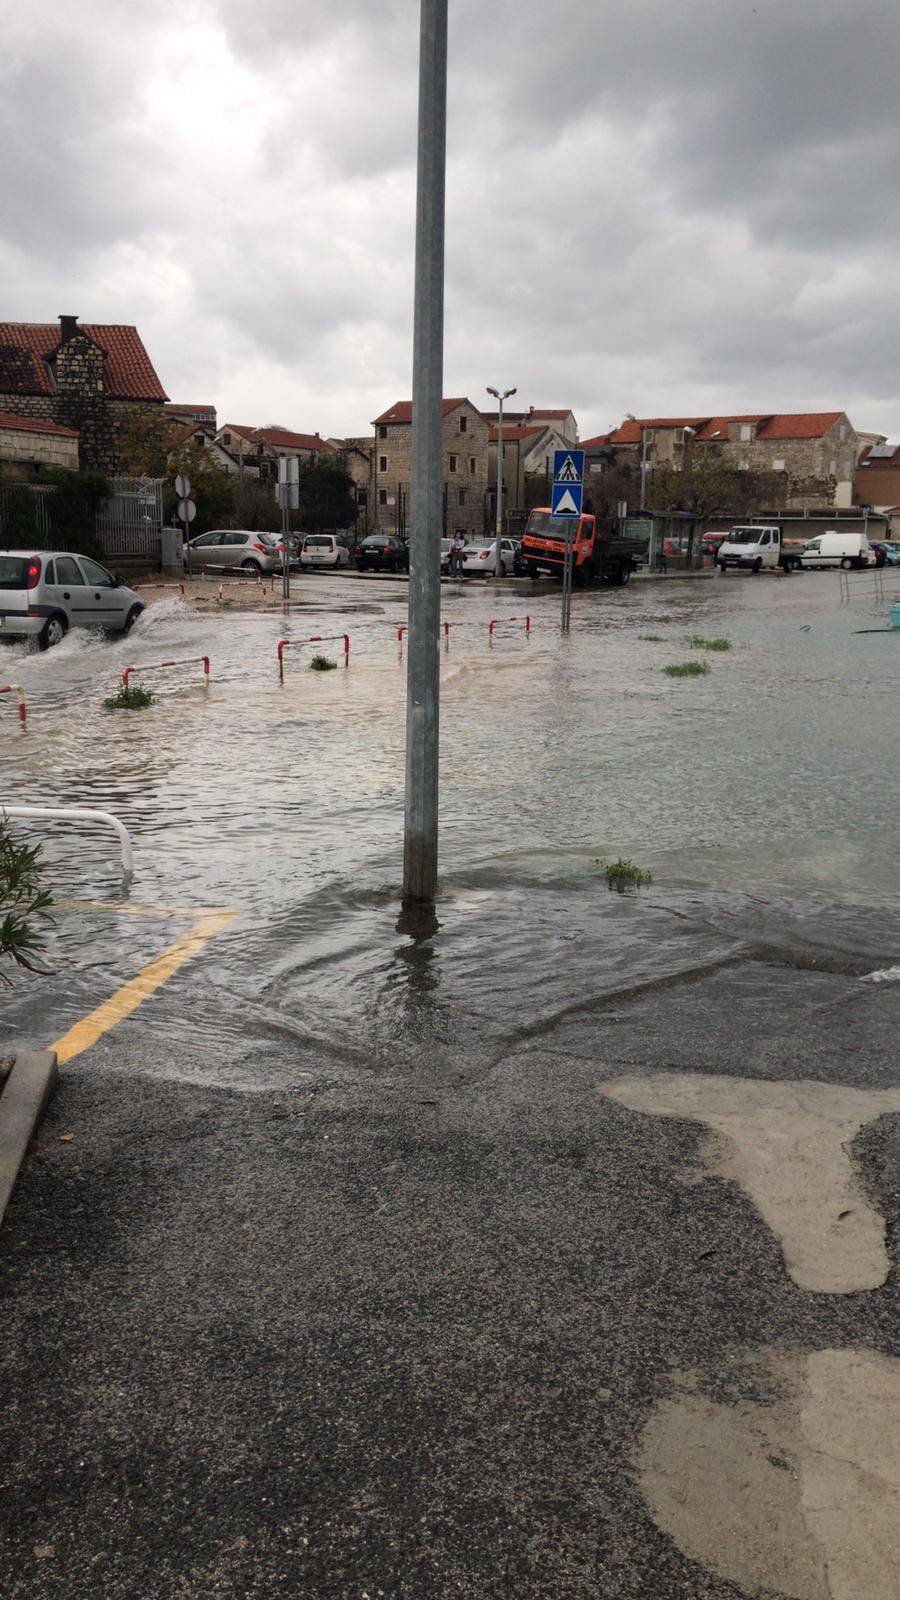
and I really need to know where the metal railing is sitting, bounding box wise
[3,805,134,879]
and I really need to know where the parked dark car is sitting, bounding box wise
[354,535,409,573]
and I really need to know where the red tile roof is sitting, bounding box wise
[609,417,710,444]
[693,415,767,441]
[756,412,844,440]
[372,398,470,425]
[218,424,333,453]
[0,322,167,401]
[581,432,615,448]
[529,408,573,420]
[856,443,900,468]
[487,424,546,443]
[0,409,79,438]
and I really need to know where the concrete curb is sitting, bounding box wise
[0,1049,58,1229]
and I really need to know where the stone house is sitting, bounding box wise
[854,441,900,513]
[0,410,80,473]
[168,423,241,476]
[371,398,489,537]
[488,422,573,515]
[0,315,168,472]
[604,412,864,510]
[214,424,335,483]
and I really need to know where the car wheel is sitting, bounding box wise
[840,557,853,570]
[241,559,263,574]
[752,558,762,573]
[123,604,144,632]
[39,614,67,650]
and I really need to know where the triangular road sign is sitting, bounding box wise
[554,487,580,515]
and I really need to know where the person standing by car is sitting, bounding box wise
[450,532,466,579]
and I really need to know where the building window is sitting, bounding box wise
[449,453,458,473]
[843,460,851,479]
[222,432,231,444]
[458,488,466,507]
[459,416,467,434]
[378,488,387,506]
[838,424,846,442]
[740,424,753,442]
[379,455,388,473]
[674,428,684,444]
[378,425,387,440]
[829,459,837,477]
[469,456,476,475]
[773,458,785,471]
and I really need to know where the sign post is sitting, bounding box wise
[551,449,584,632]
[175,475,194,574]
[277,456,299,600]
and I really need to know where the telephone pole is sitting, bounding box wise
[403,0,447,902]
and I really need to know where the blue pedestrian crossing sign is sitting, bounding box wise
[551,448,585,516]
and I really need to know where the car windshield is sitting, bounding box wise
[727,528,761,544]
[305,536,331,547]
[361,536,393,547]
[525,513,579,541]
[0,556,34,589]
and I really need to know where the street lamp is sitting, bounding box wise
[487,384,516,577]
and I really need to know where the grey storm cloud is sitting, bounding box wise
[2,0,899,436]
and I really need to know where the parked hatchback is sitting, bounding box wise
[0,550,144,650]
[300,534,352,570]
[354,535,409,573]
[185,529,281,573]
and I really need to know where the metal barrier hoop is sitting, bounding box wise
[2,804,133,879]
[122,656,210,688]
[278,634,350,679]
[488,615,530,636]
[0,685,27,727]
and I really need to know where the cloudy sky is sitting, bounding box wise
[3,0,899,440]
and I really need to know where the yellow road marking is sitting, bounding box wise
[51,909,237,1065]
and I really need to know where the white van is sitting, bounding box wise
[717,525,798,573]
[798,531,874,570]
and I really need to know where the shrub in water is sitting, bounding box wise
[639,633,665,642]
[663,661,710,678]
[686,635,731,651]
[308,654,337,672]
[104,684,154,710]
[0,819,53,977]
[596,856,652,890]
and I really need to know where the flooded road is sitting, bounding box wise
[1,570,897,1079]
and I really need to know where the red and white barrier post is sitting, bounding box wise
[0,684,27,727]
[488,615,530,638]
[121,656,210,689]
[278,635,350,680]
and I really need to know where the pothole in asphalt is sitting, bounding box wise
[598,1072,900,1292]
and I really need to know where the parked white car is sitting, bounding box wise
[461,538,518,576]
[299,534,352,569]
[0,550,144,650]
[798,531,875,570]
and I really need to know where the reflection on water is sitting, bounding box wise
[1,573,897,1079]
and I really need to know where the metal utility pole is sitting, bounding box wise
[487,384,516,577]
[403,0,447,903]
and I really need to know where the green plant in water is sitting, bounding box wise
[596,856,652,890]
[104,683,154,710]
[663,661,710,677]
[639,633,665,642]
[308,654,337,672]
[685,635,731,651]
[0,818,54,977]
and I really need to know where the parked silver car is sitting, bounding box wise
[0,550,144,650]
[185,529,282,574]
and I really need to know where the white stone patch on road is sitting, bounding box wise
[639,1348,900,1600]
[599,1073,900,1293]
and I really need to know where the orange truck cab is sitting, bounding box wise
[519,508,644,586]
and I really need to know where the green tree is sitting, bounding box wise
[0,820,53,978]
[293,459,357,534]
[645,452,778,561]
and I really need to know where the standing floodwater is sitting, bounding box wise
[0,572,897,1080]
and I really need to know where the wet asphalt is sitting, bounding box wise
[1,959,897,1599]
